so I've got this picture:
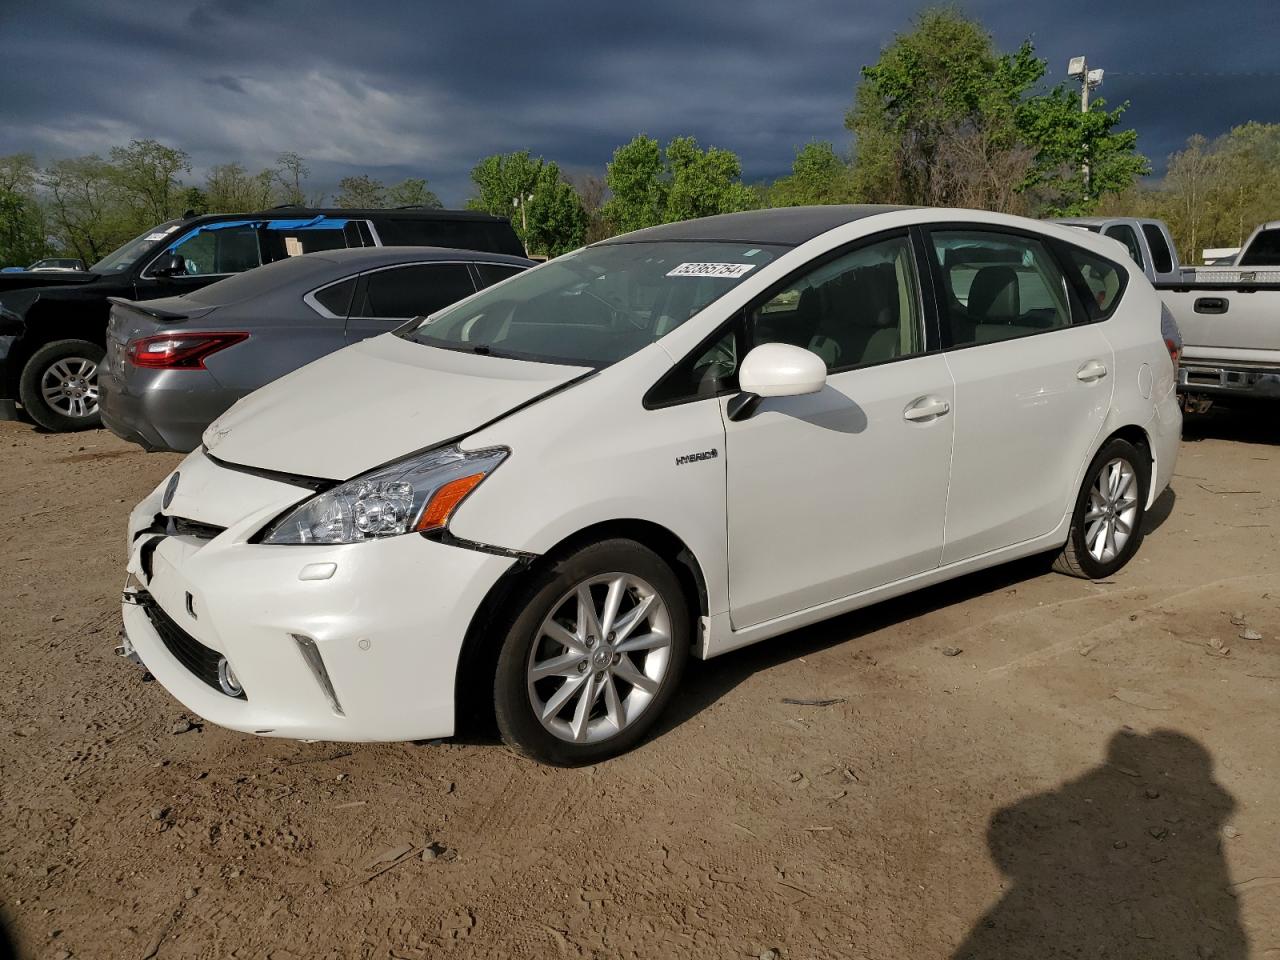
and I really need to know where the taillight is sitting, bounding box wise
[1164,337,1180,369]
[127,333,248,369]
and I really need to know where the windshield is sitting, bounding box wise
[89,220,185,273]
[398,241,786,366]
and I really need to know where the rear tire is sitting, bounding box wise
[18,339,105,432]
[1053,437,1150,579]
[493,539,690,766]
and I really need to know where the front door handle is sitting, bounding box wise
[903,396,951,422]
[1076,359,1108,382]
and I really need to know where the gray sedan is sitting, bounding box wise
[99,246,532,452]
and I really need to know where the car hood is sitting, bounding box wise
[202,333,591,479]
[0,271,99,294]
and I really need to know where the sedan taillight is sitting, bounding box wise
[127,333,248,369]
[1164,337,1181,370]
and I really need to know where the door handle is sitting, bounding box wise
[1194,296,1228,315]
[903,396,951,422]
[1076,359,1108,382]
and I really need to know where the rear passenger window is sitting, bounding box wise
[475,263,526,289]
[930,231,1071,348]
[1141,224,1175,274]
[1060,246,1127,320]
[352,264,477,321]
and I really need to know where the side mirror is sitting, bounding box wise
[727,343,827,421]
[153,252,186,277]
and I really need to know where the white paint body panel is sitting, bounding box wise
[120,207,1181,742]
[721,354,954,628]
[939,325,1114,564]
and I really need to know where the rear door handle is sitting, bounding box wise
[903,396,951,422]
[1076,359,1108,382]
[1194,297,1228,315]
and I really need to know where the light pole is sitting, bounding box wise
[511,193,533,234]
[1067,56,1105,196]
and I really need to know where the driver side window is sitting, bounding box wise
[645,234,924,408]
[164,226,262,277]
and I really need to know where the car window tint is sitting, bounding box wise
[352,264,477,320]
[647,235,923,407]
[1141,224,1175,274]
[375,219,526,257]
[1104,225,1144,269]
[169,226,263,276]
[1239,228,1280,267]
[1061,246,1127,320]
[931,231,1071,348]
[259,227,350,262]
[311,277,357,317]
[749,234,922,372]
[475,263,526,289]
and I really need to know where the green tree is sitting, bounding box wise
[767,141,856,207]
[664,136,757,221]
[1016,86,1149,215]
[333,174,387,208]
[41,155,128,262]
[603,135,756,232]
[108,138,191,224]
[204,162,275,212]
[0,153,48,266]
[601,136,667,232]
[847,8,1146,214]
[386,177,442,209]
[468,151,586,256]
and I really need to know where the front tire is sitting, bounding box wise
[18,339,105,432]
[493,539,690,766]
[1053,437,1150,579]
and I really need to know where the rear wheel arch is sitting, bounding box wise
[451,519,708,735]
[1100,423,1155,503]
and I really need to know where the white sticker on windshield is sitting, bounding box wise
[145,233,169,241]
[667,262,757,279]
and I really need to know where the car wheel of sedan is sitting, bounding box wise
[19,339,105,432]
[493,539,690,766]
[1053,437,1150,580]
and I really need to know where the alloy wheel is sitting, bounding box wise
[40,356,99,419]
[1085,457,1139,563]
[526,573,673,744]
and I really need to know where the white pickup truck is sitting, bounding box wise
[1054,216,1280,412]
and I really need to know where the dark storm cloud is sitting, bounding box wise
[0,0,1275,205]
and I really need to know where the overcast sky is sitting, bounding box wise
[1,0,1276,207]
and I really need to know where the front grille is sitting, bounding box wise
[137,591,246,700]
[134,514,226,542]
[170,516,226,540]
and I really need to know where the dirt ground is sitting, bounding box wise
[1,409,1277,960]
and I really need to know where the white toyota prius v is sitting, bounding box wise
[120,206,1181,765]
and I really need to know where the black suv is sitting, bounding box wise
[0,207,524,431]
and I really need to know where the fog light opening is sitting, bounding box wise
[217,657,244,697]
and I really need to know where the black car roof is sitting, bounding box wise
[186,207,511,225]
[598,205,914,247]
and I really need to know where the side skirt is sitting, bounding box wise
[699,523,1070,659]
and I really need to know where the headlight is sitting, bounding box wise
[261,444,508,545]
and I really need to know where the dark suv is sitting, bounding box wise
[0,207,524,431]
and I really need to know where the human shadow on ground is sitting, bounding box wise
[952,728,1246,959]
